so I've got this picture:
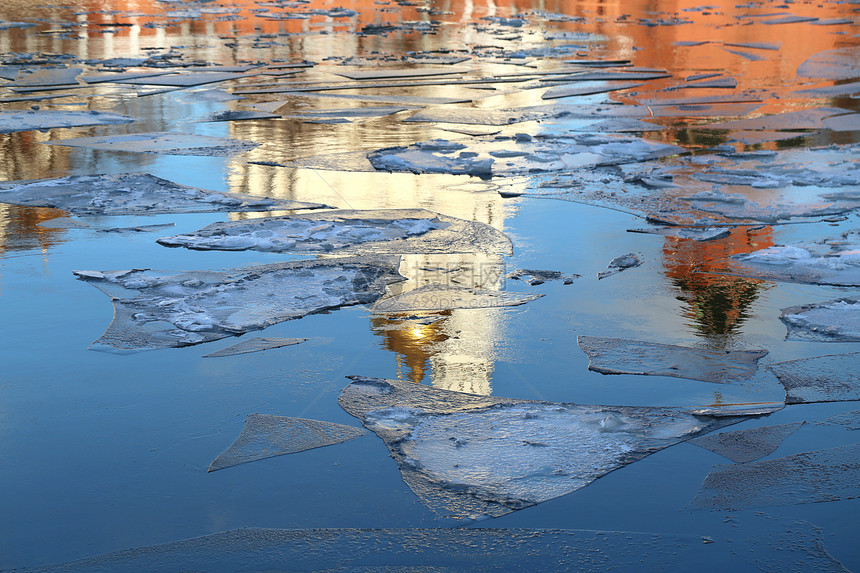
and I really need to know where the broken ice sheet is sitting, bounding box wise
[577,336,768,384]
[157,209,511,255]
[368,134,684,178]
[333,67,472,80]
[279,106,413,122]
[338,376,738,519]
[797,46,860,81]
[21,523,847,572]
[73,257,404,350]
[689,443,860,510]
[372,284,541,313]
[769,353,860,404]
[689,421,804,463]
[597,253,643,279]
[0,110,135,134]
[43,132,259,156]
[203,337,307,358]
[199,110,280,122]
[731,231,860,287]
[114,71,252,87]
[541,81,644,100]
[780,298,860,342]
[0,173,325,216]
[706,107,855,131]
[208,414,364,471]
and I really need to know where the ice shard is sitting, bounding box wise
[338,376,738,519]
[43,132,259,156]
[371,284,542,313]
[577,336,768,383]
[690,443,860,510]
[597,253,642,279]
[779,298,860,342]
[0,110,135,134]
[156,209,512,255]
[768,353,860,403]
[507,269,579,285]
[797,46,860,80]
[208,414,365,471]
[0,173,327,216]
[202,337,307,358]
[689,422,805,463]
[73,257,404,350]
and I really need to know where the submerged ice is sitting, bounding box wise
[768,352,860,404]
[208,414,365,472]
[338,376,737,519]
[74,258,404,350]
[779,298,860,342]
[689,422,805,463]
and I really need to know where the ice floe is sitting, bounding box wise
[0,173,325,216]
[202,337,307,358]
[769,353,860,403]
[73,257,404,350]
[689,421,804,463]
[43,132,259,156]
[371,284,541,313]
[779,298,860,342]
[577,336,768,383]
[0,110,135,134]
[797,46,860,81]
[338,376,738,519]
[731,231,860,286]
[156,209,511,255]
[368,134,684,178]
[690,443,860,510]
[208,414,365,471]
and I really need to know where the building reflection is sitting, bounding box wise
[662,226,774,343]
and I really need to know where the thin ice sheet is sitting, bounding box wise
[338,376,738,519]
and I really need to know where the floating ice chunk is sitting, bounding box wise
[339,376,737,519]
[371,284,541,313]
[723,42,781,51]
[769,353,860,403]
[9,67,82,87]
[637,93,765,106]
[0,173,324,216]
[157,209,512,255]
[280,106,412,121]
[333,67,472,80]
[722,48,766,61]
[203,337,307,358]
[80,71,171,84]
[667,76,737,90]
[689,443,860,510]
[99,223,176,234]
[706,107,853,131]
[507,269,579,285]
[200,110,280,122]
[577,336,768,383]
[689,422,804,463]
[541,81,644,100]
[37,217,91,229]
[404,103,647,126]
[207,414,364,471]
[0,110,135,134]
[628,226,731,242]
[73,257,404,350]
[779,298,860,342]
[761,14,819,24]
[732,232,860,286]
[43,132,259,156]
[597,252,642,279]
[368,134,683,178]
[115,71,251,86]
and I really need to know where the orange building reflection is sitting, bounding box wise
[662,226,774,340]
